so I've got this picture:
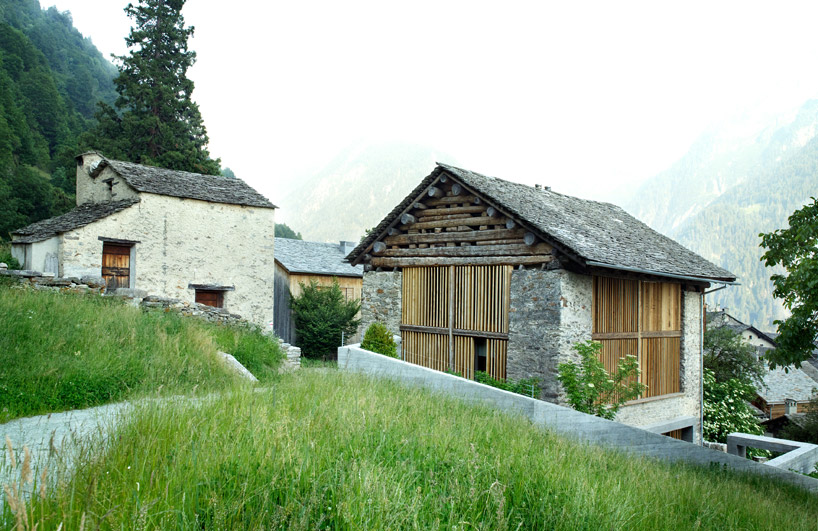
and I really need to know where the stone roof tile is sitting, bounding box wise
[11,199,139,243]
[275,238,363,277]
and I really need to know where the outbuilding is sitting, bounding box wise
[346,163,737,439]
[11,151,276,325]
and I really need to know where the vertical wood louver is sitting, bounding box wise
[592,276,681,400]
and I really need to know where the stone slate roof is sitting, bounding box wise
[11,199,139,243]
[98,157,276,209]
[275,238,363,277]
[758,366,818,403]
[348,164,736,282]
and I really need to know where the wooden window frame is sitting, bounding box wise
[189,284,234,309]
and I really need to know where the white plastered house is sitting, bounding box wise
[11,151,277,326]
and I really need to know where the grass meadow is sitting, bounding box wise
[0,284,283,422]
[4,370,818,530]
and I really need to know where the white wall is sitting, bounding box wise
[11,237,60,274]
[60,193,276,326]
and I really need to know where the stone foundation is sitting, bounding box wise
[359,270,402,337]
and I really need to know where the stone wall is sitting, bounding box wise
[58,192,276,327]
[76,153,139,205]
[359,271,402,337]
[506,269,592,402]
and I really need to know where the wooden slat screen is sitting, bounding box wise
[592,276,681,400]
[402,265,511,381]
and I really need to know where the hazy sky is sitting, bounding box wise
[47,0,818,204]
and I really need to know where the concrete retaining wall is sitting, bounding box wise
[338,344,818,493]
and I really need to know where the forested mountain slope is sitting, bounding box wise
[280,142,456,243]
[0,0,116,239]
[624,100,818,329]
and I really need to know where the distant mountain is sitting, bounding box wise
[624,100,818,329]
[278,142,456,243]
[0,0,117,239]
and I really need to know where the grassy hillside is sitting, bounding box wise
[5,370,817,529]
[0,284,283,421]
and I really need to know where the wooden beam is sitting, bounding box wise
[387,227,400,236]
[401,213,416,225]
[413,202,428,210]
[425,195,477,206]
[451,183,463,196]
[403,215,506,231]
[439,174,448,183]
[399,324,509,340]
[427,186,445,198]
[379,243,552,258]
[372,255,552,268]
[373,241,386,253]
[524,232,537,246]
[486,206,498,217]
[472,196,481,205]
[417,205,485,218]
[385,228,525,246]
[505,219,516,230]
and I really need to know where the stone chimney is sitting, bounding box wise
[340,241,356,257]
[785,398,797,415]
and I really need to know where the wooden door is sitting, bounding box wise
[101,243,131,290]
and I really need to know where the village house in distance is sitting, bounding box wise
[273,237,363,343]
[347,163,737,441]
[10,152,276,326]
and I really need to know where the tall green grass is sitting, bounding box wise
[0,286,283,421]
[5,370,817,529]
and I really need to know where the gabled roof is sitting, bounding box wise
[348,164,736,283]
[11,199,139,243]
[706,310,778,347]
[275,238,363,277]
[86,154,276,209]
[758,366,818,404]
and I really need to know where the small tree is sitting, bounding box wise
[361,322,397,358]
[759,197,818,369]
[289,279,360,359]
[702,368,764,444]
[557,340,645,420]
[704,326,766,387]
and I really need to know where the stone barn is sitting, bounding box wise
[346,163,737,439]
[11,151,276,326]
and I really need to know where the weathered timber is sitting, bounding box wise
[385,228,525,246]
[486,206,498,217]
[411,213,473,224]
[388,227,400,236]
[373,241,387,253]
[439,174,448,183]
[417,205,486,218]
[364,264,373,272]
[427,186,444,198]
[505,219,516,229]
[425,195,477,206]
[413,202,428,210]
[363,254,372,262]
[372,255,552,267]
[524,232,537,245]
[402,215,506,231]
[378,243,552,258]
[401,213,416,225]
[472,197,481,205]
[476,238,525,245]
[451,183,463,195]
[400,324,509,340]
[592,330,682,340]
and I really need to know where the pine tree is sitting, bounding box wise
[82,0,220,175]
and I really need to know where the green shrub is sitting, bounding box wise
[474,370,540,398]
[290,278,360,359]
[360,322,397,357]
[703,368,766,449]
[557,340,645,420]
[0,242,21,270]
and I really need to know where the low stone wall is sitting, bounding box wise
[1,266,245,326]
[338,344,818,493]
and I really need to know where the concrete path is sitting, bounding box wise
[1,402,132,488]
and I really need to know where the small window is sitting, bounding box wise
[474,338,487,373]
[195,289,224,308]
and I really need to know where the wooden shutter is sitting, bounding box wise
[101,243,131,290]
[401,265,511,381]
[195,290,224,308]
[592,276,681,400]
